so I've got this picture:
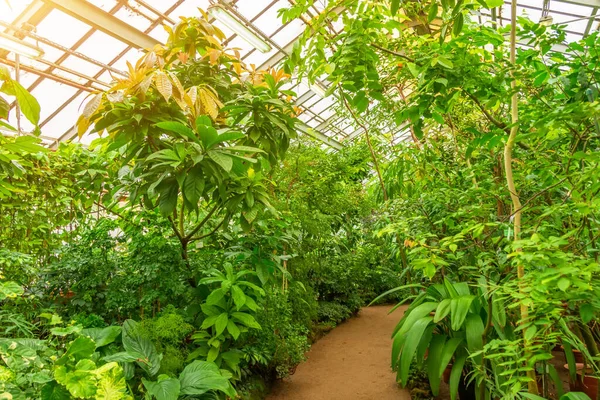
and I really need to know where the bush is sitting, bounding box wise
[135,306,194,376]
[251,289,310,378]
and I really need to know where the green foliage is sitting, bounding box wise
[284,2,600,399]
[251,289,310,378]
[136,307,194,376]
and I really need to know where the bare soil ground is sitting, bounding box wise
[267,305,412,400]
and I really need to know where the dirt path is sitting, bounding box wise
[267,305,411,400]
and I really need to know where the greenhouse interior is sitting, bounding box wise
[1,0,600,399]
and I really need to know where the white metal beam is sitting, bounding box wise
[40,0,160,50]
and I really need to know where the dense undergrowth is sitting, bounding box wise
[3,1,600,400]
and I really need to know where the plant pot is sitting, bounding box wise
[575,373,598,399]
[568,363,598,399]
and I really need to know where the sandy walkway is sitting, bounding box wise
[267,305,411,400]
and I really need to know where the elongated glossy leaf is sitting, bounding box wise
[434,298,451,323]
[428,3,438,23]
[426,335,446,396]
[369,284,424,306]
[215,313,228,336]
[450,295,474,331]
[102,352,141,363]
[548,364,565,398]
[206,131,245,149]
[449,351,468,400]
[205,288,225,306]
[465,314,484,365]
[208,150,233,172]
[562,342,577,382]
[0,95,8,119]
[492,294,506,327]
[182,166,204,208]
[416,324,434,366]
[231,312,261,329]
[438,337,463,377]
[452,13,464,37]
[227,320,241,340]
[559,393,592,400]
[398,316,432,386]
[231,285,246,310]
[156,121,197,142]
[397,302,438,337]
[391,0,400,15]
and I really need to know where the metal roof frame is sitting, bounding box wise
[0,0,598,149]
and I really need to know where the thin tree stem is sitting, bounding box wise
[505,0,538,394]
[339,88,388,201]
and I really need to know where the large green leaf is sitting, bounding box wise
[398,316,432,386]
[66,336,96,361]
[11,80,41,125]
[208,150,233,172]
[449,350,468,400]
[143,376,180,400]
[433,298,451,323]
[465,314,484,365]
[183,166,204,208]
[0,96,9,120]
[122,319,162,376]
[82,326,121,348]
[179,360,235,398]
[396,302,438,337]
[391,0,400,15]
[226,320,240,340]
[41,382,71,400]
[158,183,179,217]
[95,362,128,400]
[491,294,506,327]
[231,285,246,310]
[450,295,474,331]
[231,312,261,329]
[438,337,463,377]
[214,313,228,336]
[206,131,245,149]
[426,334,446,396]
[102,352,140,363]
[0,281,24,301]
[198,124,218,148]
[156,121,197,143]
[485,0,504,7]
[61,370,97,398]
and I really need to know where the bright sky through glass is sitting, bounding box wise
[0,0,599,147]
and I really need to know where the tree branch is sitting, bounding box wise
[189,213,230,242]
[370,43,415,63]
[184,204,220,241]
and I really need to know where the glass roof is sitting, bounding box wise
[0,0,599,149]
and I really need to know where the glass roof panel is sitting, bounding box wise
[1,0,599,149]
[0,1,33,23]
[35,9,92,49]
